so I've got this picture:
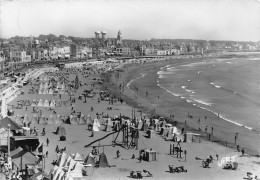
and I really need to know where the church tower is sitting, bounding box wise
[116,30,122,46]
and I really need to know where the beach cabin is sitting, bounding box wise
[184,132,201,143]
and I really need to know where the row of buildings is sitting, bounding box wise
[0,31,260,66]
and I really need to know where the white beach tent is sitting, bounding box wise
[43,99,50,107]
[48,88,54,94]
[37,99,43,107]
[49,100,55,107]
[43,88,49,94]
[55,114,63,124]
[92,119,100,132]
[48,114,55,124]
[72,153,84,162]
[38,88,43,94]
[69,162,83,178]
[39,115,47,125]
[44,82,49,89]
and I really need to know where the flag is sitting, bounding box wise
[38,144,43,153]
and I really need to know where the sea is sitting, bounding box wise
[157,56,260,133]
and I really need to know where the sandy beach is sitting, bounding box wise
[4,56,260,180]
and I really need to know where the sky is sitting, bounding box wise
[1,0,260,41]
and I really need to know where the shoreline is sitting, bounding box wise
[104,55,260,156]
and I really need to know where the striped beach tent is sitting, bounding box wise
[15,114,23,125]
[43,99,49,107]
[31,114,39,124]
[39,115,47,125]
[78,113,86,125]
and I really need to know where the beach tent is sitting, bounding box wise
[55,126,66,136]
[37,99,43,107]
[84,153,96,167]
[31,114,38,124]
[11,149,39,171]
[56,100,61,107]
[49,165,59,177]
[44,82,49,89]
[72,153,84,162]
[92,119,100,132]
[105,118,113,132]
[48,88,54,95]
[39,115,47,125]
[52,167,65,180]
[78,114,86,125]
[15,114,23,125]
[25,100,31,106]
[62,100,67,107]
[63,156,72,169]
[98,152,109,168]
[57,152,68,167]
[184,132,200,143]
[23,114,30,124]
[38,88,43,94]
[69,162,83,178]
[69,115,78,125]
[49,100,55,107]
[39,82,44,88]
[31,99,37,107]
[44,100,49,107]
[86,115,93,125]
[55,114,63,124]
[68,158,77,172]
[48,114,55,124]
[29,172,51,180]
[43,88,49,94]
[10,146,23,157]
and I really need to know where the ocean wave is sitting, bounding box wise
[181,85,195,94]
[158,81,254,131]
[210,82,221,88]
[190,96,212,106]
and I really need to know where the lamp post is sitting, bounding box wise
[7,124,11,170]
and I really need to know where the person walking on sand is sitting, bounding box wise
[46,138,49,147]
[241,148,245,156]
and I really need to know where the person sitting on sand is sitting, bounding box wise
[116,150,121,159]
[92,147,98,155]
